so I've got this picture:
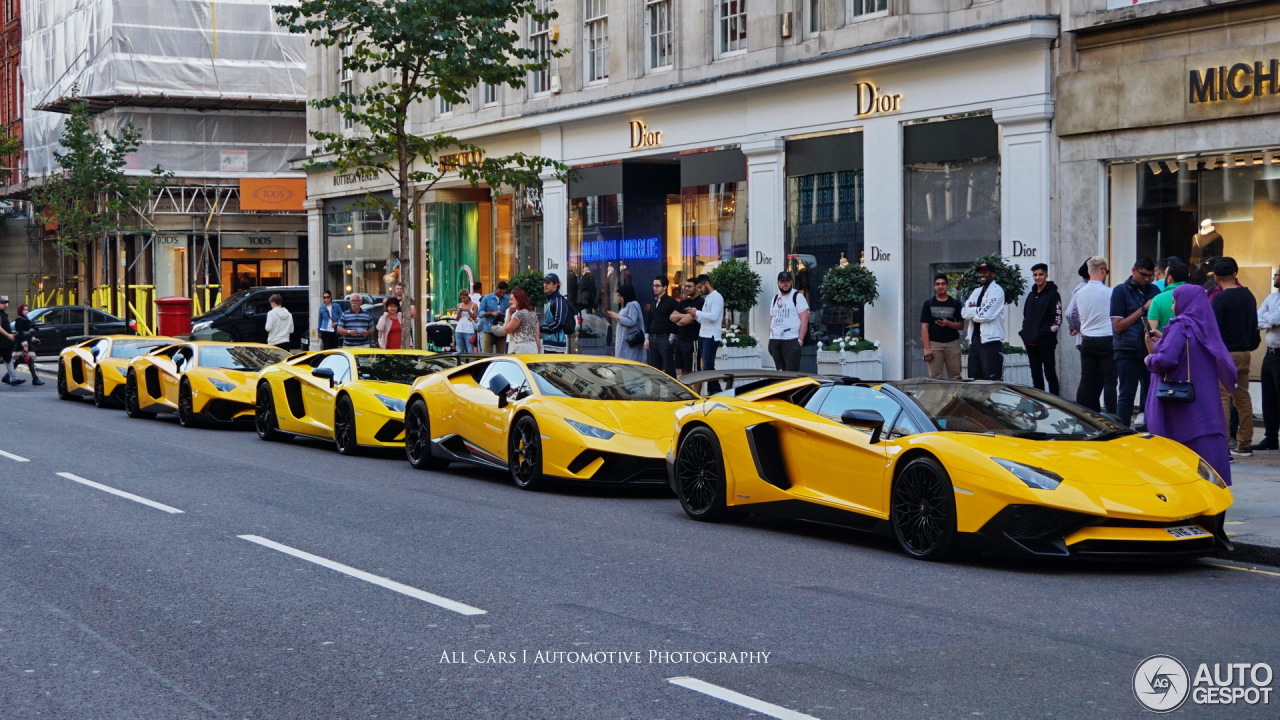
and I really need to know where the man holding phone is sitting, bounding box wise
[919,274,963,379]
[1111,257,1160,427]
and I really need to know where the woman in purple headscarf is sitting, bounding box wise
[1144,283,1238,484]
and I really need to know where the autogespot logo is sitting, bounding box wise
[1134,655,1191,713]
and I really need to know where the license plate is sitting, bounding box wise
[1166,525,1209,539]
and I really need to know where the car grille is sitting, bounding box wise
[1004,506,1087,540]
[203,399,253,423]
[1070,538,1217,556]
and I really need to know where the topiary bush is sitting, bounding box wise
[709,258,762,313]
[506,269,547,307]
[955,254,1027,306]
[820,262,879,307]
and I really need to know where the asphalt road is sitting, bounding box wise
[1,380,1277,720]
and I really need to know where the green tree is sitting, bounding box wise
[506,269,547,308]
[276,0,571,347]
[31,91,169,335]
[955,254,1027,306]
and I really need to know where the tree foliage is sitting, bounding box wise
[709,259,762,313]
[955,254,1027,306]
[819,262,879,308]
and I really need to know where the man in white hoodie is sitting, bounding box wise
[265,293,294,350]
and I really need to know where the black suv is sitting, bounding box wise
[191,287,384,347]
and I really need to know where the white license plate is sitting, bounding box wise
[1166,525,1210,539]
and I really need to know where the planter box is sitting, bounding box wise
[816,349,882,379]
[717,345,763,370]
[1003,353,1032,386]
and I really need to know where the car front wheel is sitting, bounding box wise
[675,426,738,522]
[508,414,546,491]
[93,370,109,408]
[177,379,201,428]
[333,394,359,455]
[890,456,959,561]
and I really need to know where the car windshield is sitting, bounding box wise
[198,346,290,371]
[355,353,459,385]
[892,379,1130,440]
[528,361,697,402]
[110,340,172,359]
[200,290,252,318]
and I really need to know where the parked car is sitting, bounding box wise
[191,286,385,348]
[26,306,137,354]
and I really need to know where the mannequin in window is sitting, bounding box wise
[1190,218,1223,267]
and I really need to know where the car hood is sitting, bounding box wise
[943,432,1206,487]
[552,398,687,440]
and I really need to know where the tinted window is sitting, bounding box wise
[810,385,919,439]
[65,308,86,325]
[110,340,172,359]
[204,290,252,317]
[198,346,291,371]
[528,361,697,402]
[895,380,1128,439]
[317,353,353,384]
[355,353,459,385]
[479,361,529,395]
[32,308,63,325]
[91,310,113,323]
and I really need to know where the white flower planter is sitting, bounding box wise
[816,349,883,379]
[717,345,763,370]
[1003,353,1032,386]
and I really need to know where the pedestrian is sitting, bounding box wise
[503,288,541,354]
[317,290,341,350]
[1147,257,1189,332]
[1111,258,1159,427]
[1065,260,1090,350]
[646,275,677,374]
[336,292,376,347]
[920,274,964,379]
[687,274,724,393]
[1144,284,1239,485]
[671,278,703,378]
[1210,257,1260,457]
[607,285,646,362]
[471,282,483,309]
[1066,256,1116,414]
[377,297,403,349]
[1255,269,1280,452]
[0,295,23,386]
[1018,263,1061,393]
[12,303,43,385]
[454,289,478,352]
[961,261,1006,381]
[392,281,416,349]
[265,293,294,351]
[1152,256,1170,293]
[768,271,809,372]
[540,273,572,353]
[478,281,509,354]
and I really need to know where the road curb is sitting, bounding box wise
[1218,540,1280,568]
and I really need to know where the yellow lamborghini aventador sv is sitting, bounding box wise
[124,341,291,427]
[403,355,698,490]
[670,372,1234,561]
[253,349,465,454]
[57,335,179,408]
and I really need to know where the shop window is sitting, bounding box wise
[325,200,396,298]
[680,182,748,280]
[717,0,747,57]
[645,0,673,71]
[584,0,609,83]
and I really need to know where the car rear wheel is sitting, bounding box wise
[124,369,154,419]
[890,456,958,561]
[178,379,201,428]
[334,394,359,455]
[675,426,738,522]
[404,399,448,470]
[57,362,73,400]
[254,382,287,442]
[508,414,546,491]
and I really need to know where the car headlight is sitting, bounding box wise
[566,418,615,440]
[993,458,1063,490]
[375,394,406,412]
[191,320,212,333]
[209,378,237,392]
[1198,458,1228,489]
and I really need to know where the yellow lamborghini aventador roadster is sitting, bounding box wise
[57,335,179,407]
[124,341,291,427]
[670,372,1234,561]
[253,349,465,454]
[403,354,698,490]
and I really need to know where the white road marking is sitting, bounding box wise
[55,472,185,514]
[1203,561,1280,578]
[0,449,30,462]
[237,535,487,615]
[668,677,822,720]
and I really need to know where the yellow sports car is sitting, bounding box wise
[670,372,1234,561]
[253,349,466,454]
[124,341,291,427]
[403,354,698,490]
[57,335,180,407]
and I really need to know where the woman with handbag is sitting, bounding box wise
[606,284,646,362]
[13,304,44,386]
[1144,283,1238,484]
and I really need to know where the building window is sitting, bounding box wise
[584,0,609,83]
[807,0,821,33]
[717,0,747,56]
[528,0,552,94]
[846,0,886,20]
[481,82,498,106]
[645,0,673,71]
[437,95,453,117]
[338,42,354,131]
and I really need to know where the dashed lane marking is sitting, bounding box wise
[668,677,822,720]
[237,535,487,616]
[55,472,185,514]
[0,449,30,462]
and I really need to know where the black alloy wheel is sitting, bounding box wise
[508,414,546,490]
[124,369,153,419]
[254,382,286,442]
[177,379,201,428]
[675,426,738,522]
[333,394,359,455]
[404,399,448,471]
[57,362,72,400]
[890,456,959,561]
[93,370,108,408]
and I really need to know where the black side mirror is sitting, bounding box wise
[312,367,336,388]
[489,376,512,408]
[841,409,885,444]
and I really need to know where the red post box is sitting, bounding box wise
[155,296,194,337]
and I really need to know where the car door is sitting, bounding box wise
[304,352,349,434]
[782,385,917,517]
[90,309,127,335]
[464,360,529,460]
[30,308,66,349]
[161,344,194,402]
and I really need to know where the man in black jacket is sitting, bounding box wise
[1111,257,1159,427]
[1212,257,1260,456]
[646,275,677,375]
[1018,263,1061,395]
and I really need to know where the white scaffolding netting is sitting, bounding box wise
[22,0,307,178]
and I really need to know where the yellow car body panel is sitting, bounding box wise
[57,335,180,405]
[670,377,1233,560]
[128,341,290,423]
[256,348,454,450]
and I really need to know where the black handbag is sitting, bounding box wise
[624,326,644,347]
[1155,338,1195,403]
